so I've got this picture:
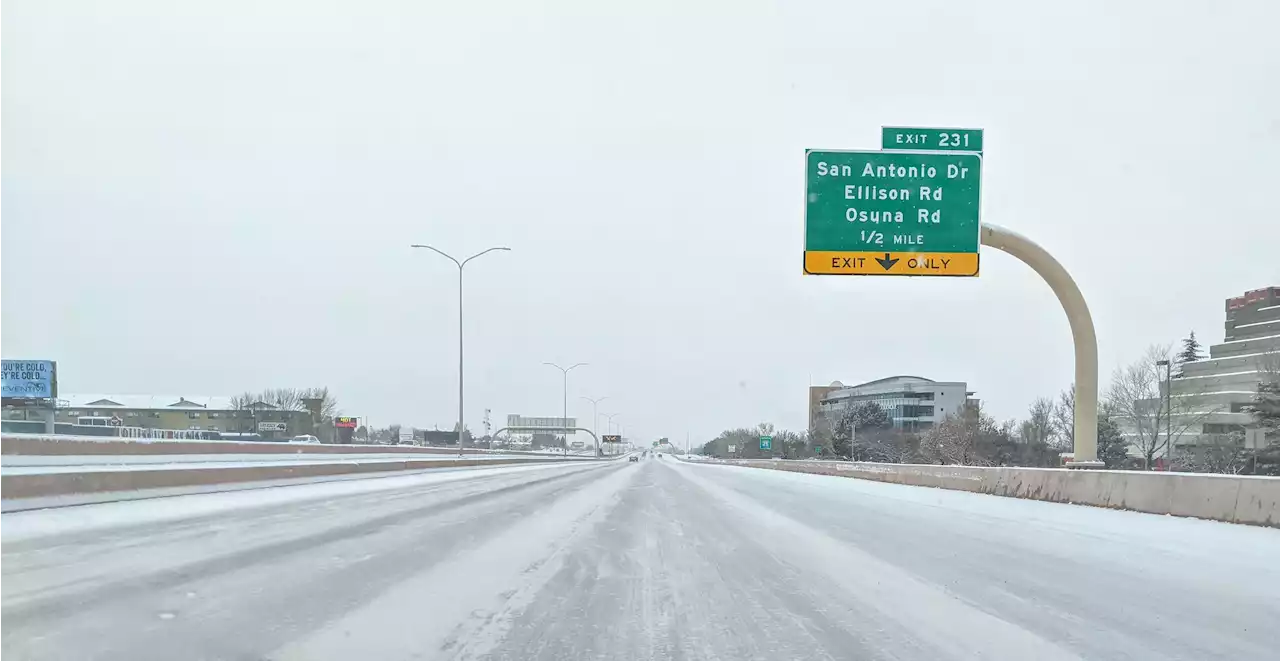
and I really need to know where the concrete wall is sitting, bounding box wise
[707,459,1280,527]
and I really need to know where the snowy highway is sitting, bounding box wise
[3,455,1278,660]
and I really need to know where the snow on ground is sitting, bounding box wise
[0,461,604,543]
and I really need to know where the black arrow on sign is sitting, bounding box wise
[875,253,899,270]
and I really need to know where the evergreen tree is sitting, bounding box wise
[1175,331,1204,375]
[1096,409,1131,469]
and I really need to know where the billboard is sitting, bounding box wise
[1,360,58,399]
[258,421,287,432]
[335,416,358,429]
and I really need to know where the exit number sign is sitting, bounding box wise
[882,127,983,153]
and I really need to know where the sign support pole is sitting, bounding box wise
[980,223,1101,467]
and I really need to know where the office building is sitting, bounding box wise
[812,376,975,433]
[1147,286,1280,456]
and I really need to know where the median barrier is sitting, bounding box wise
[699,458,1279,527]
[0,435,601,514]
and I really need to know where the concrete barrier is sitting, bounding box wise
[0,456,578,514]
[702,459,1280,527]
[0,434,588,458]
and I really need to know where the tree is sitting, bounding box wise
[1106,344,1216,469]
[1175,331,1204,375]
[1051,384,1075,450]
[1021,397,1055,446]
[832,401,892,459]
[920,409,986,466]
[354,425,369,441]
[1095,408,1130,469]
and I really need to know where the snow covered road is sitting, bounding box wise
[3,457,1277,660]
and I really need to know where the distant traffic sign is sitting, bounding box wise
[602,434,622,443]
[759,436,773,451]
[804,149,982,276]
[882,127,983,153]
[727,444,737,453]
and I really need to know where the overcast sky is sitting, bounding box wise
[4,0,1279,444]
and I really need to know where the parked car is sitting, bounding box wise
[289,435,321,444]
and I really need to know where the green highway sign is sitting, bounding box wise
[814,446,822,453]
[804,149,982,277]
[882,127,983,153]
[759,436,773,451]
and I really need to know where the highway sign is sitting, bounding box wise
[602,434,621,443]
[882,127,983,153]
[814,446,822,453]
[759,436,773,451]
[805,149,982,276]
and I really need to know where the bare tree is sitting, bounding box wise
[920,409,988,466]
[1021,397,1055,446]
[1051,384,1075,450]
[1106,344,1218,470]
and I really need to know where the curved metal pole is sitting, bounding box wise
[981,224,1101,467]
[492,427,601,456]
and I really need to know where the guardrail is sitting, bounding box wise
[698,458,1280,527]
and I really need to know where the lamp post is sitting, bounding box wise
[580,396,608,455]
[411,244,510,455]
[1156,358,1172,468]
[544,362,587,454]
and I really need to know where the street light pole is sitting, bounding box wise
[1156,359,1173,468]
[580,396,608,455]
[544,362,587,454]
[411,244,510,456]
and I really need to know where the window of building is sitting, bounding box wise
[126,412,140,418]
[208,412,221,419]
[67,410,82,416]
[187,411,202,419]
[150,411,161,418]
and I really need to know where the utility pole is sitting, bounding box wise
[544,362,587,454]
[411,244,510,456]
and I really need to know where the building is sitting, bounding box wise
[812,376,975,433]
[1147,286,1280,456]
[36,394,313,439]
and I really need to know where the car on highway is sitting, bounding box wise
[289,435,321,444]
[628,455,639,462]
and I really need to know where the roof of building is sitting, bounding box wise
[847,375,937,389]
[60,394,259,411]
